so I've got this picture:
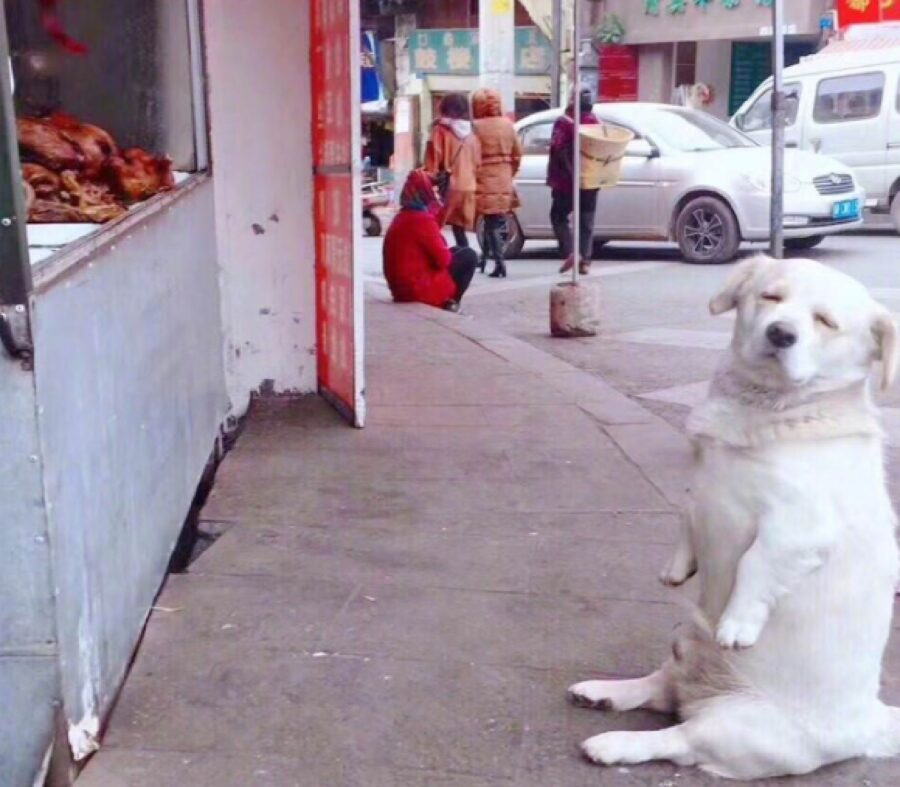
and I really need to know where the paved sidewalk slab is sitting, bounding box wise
[79,300,900,787]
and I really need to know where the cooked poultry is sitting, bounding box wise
[23,180,35,214]
[19,111,173,223]
[22,162,62,198]
[59,170,126,223]
[104,148,175,203]
[29,199,87,223]
[49,112,117,177]
[17,117,84,170]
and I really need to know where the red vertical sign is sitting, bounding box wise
[598,46,639,103]
[837,0,884,26]
[311,0,365,426]
[883,0,900,22]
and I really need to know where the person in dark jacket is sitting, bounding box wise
[383,170,478,312]
[548,86,601,275]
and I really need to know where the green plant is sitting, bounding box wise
[595,13,626,43]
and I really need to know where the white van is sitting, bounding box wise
[731,45,900,232]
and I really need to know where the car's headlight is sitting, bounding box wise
[741,173,801,193]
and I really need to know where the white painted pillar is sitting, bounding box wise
[479,0,516,115]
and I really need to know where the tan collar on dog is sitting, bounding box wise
[687,388,883,449]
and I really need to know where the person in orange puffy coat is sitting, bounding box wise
[471,88,522,279]
[383,170,479,312]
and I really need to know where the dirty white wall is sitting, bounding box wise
[30,178,228,758]
[696,40,732,120]
[637,44,673,104]
[204,0,317,416]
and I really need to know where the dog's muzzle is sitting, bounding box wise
[766,322,797,350]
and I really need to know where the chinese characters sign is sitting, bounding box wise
[311,0,365,426]
[409,27,552,76]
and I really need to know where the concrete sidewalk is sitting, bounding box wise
[79,299,899,787]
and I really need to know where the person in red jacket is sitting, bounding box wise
[383,169,478,312]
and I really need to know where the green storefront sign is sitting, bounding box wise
[409,27,552,76]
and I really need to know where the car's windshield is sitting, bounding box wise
[635,108,757,152]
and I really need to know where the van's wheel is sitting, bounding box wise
[892,192,900,235]
[475,214,525,259]
[675,196,740,264]
[363,212,382,237]
[784,235,825,251]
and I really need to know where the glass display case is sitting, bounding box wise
[2,0,207,264]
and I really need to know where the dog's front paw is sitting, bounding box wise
[568,681,614,711]
[715,614,764,649]
[581,732,645,766]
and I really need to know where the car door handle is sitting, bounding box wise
[888,142,900,150]
[786,142,798,148]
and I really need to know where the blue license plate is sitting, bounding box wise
[832,198,860,220]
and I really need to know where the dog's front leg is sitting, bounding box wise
[716,510,835,649]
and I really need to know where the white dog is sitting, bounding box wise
[569,256,900,779]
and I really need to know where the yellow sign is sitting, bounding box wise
[492,0,513,14]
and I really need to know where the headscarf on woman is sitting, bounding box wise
[399,169,441,217]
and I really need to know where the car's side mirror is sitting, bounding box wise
[626,139,658,159]
[733,113,745,131]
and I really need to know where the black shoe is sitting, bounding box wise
[488,263,507,279]
[478,257,487,274]
[442,299,461,313]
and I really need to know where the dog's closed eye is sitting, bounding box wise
[815,312,839,330]
[761,293,783,304]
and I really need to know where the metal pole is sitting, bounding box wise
[0,9,31,306]
[572,0,581,285]
[770,0,785,259]
[551,0,562,107]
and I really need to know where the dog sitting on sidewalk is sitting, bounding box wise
[568,255,900,779]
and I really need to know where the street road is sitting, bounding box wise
[363,228,900,465]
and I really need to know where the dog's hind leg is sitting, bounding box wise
[583,702,824,779]
[659,512,697,587]
[569,663,675,713]
[582,722,696,768]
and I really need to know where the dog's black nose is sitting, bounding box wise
[766,322,797,349]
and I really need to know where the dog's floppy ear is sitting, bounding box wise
[873,311,898,391]
[709,255,772,316]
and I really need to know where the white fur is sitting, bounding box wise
[571,256,900,779]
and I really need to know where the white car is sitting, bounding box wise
[480,103,865,264]
[731,34,900,231]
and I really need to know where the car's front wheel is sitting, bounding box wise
[475,213,525,259]
[891,191,900,235]
[784,235,825,251]
[675,196,740,264]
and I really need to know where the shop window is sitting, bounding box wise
[520,121,553,155]
[4,0,207,263]
[813,72,885,124]
[739,83,802,132]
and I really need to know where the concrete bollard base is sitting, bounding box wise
[550,282,600,338]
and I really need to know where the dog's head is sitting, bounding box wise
[710,255,898,394]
